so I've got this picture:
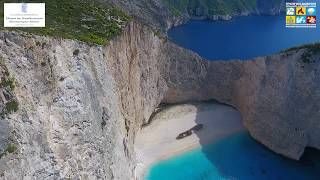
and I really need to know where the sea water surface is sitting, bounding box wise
[168,15,320,60]
[146,132,320,180]
[159,3,320,179]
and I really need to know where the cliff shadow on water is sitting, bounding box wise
[191,102,320,180]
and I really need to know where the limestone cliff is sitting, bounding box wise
[0,22,319,180]
[106,0,288,30]
[161,45,320,160]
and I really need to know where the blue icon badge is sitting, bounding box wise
[307,7,316,15]
[296,16,307,24]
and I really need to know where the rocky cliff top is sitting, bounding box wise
[0,0,130,45]
[106,0,288,30]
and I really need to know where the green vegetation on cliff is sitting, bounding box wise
[163,0,257,16]
[282,43,320,66]
[0,0,130,45]
[4,101,18,113]
[0,78,15,90]
[0,143,17,159]
[284,43,320,54]
[0,63,19,115]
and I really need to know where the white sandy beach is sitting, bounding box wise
[134,103,244,179]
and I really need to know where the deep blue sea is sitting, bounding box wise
[160,3,320,179]
[146,132,320,180]
[168,14,320,60]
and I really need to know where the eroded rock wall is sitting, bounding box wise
[0,32,133,179]
[161,45,320,159]
[0,22,170,180]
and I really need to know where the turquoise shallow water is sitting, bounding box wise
[146,132,320,180]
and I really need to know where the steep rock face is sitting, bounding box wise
[0,22,170,179]
[161,46,320,159]
[257,0,287,15]
[107,0,288,30]
[0,32,134,179]
[0,22,319,180]
[106,0,186,30]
